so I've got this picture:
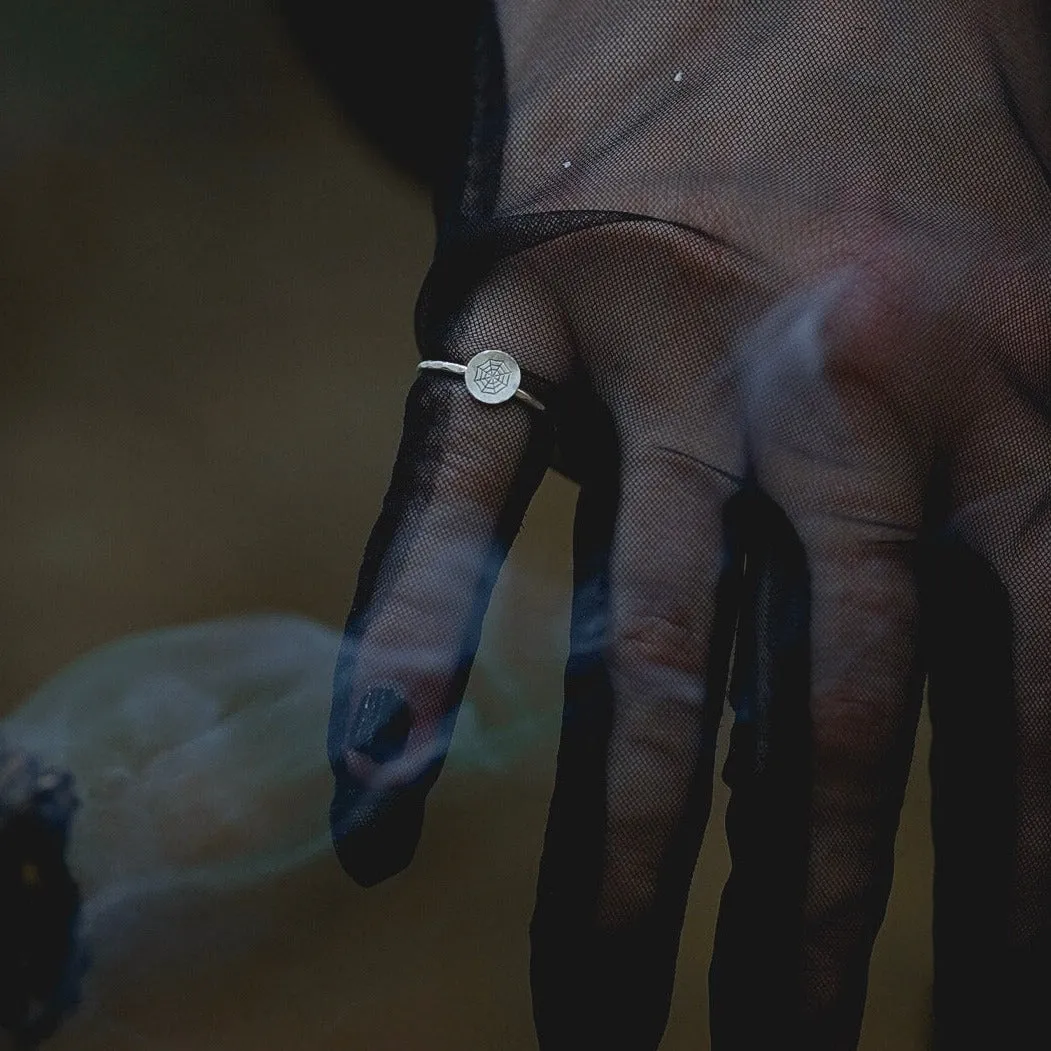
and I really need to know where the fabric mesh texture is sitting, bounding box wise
[305,3,1051,1048]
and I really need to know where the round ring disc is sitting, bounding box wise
[464,350,521,405]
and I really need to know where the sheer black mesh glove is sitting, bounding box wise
[326,3,1051,1048]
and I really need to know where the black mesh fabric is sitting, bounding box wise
[319,3,1051,1048]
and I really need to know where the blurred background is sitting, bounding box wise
[0,2,933,1047]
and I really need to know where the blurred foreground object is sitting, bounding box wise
[0,614,543,1045]
[0,744,83,1047]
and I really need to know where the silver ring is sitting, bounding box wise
[417,351,547,413]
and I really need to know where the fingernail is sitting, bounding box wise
[331,791,426,888]
[332,687,426,886]
[347,686,412,763]
[329,769,427,888]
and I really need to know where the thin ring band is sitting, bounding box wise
[417,351,548,414]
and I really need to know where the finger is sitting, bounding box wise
[928,400,1051,1048]
[712,499,925,1048]
[923,531,1015,1051]
[328,370,553,887]
[708,488,813,1048]
[798,514,924,1044]
[715,273,930,1047]
[530,436,743,1050]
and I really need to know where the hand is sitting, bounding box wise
[327,4,1051,1047]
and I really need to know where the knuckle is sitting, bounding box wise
[631,440,743,494]
[819,262,915,377]
[741,250,927,415]
[984,253,1051,407]
[611,605,703,681]
[809,689,900,767]
[439,250,576,386]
